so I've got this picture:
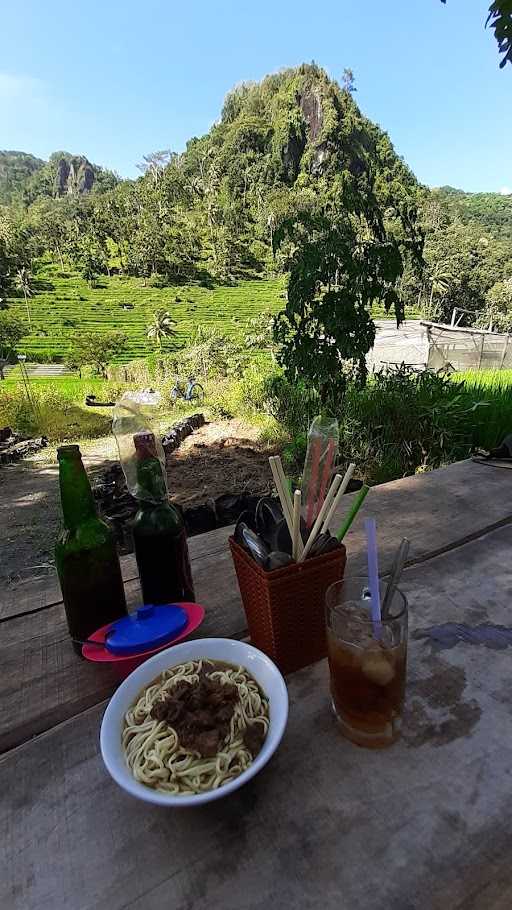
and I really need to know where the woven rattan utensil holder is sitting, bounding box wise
[229,536,346,674]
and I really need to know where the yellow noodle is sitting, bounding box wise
[122,659,269,795]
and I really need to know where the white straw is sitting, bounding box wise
[321,463,356,533]
[299,473,343,562]
[292,489,301,561]
[269,456,304,557]
[276,457,304,557]
[269,455,295,538]
[275,457,294,521]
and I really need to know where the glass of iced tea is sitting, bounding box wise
[325,577,408,748]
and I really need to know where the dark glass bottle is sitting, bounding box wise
[55,445,127,654]
[132,431,195,605]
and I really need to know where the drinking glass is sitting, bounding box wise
[325,577,408,748]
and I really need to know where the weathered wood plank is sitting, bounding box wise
[2,524,512,910]
[0,549,244,754]
[2,460,512,753]
[3,458,511,622]
[337,458,512,571]
[0,524,234,621]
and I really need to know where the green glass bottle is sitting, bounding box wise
[132,431,195,605]
[55,445,127,654]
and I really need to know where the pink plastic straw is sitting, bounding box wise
[316,437,336,520]
[305,437,322,529]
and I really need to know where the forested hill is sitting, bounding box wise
[0,151,44,204]
[0,150,118,205]
[434,186,512,240]
[1,64,425,293]
[2,63,512,349]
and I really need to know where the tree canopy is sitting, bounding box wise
[0,63,510,366]
[68,331,127,376]
[0,312,26,367]
[441,0,512,67]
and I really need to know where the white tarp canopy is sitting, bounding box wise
[421,321,512,372]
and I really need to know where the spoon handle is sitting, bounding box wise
[381,538,410,618]
[72,638,105,649]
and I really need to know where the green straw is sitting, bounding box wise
[335,484,370,541]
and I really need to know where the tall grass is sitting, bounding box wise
[261,366,512,484]
[0,379,132,441]
[453,370,512,452]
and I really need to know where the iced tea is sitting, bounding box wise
[325,579,407,748]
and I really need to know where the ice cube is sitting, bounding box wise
[361,646,395,686]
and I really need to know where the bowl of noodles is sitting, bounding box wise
[100,637,289,806]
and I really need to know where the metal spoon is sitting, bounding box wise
[306,533,342,558]
[266,551,294,570]
[256,496,283,534]
[381,538,410,618]
[72,638,106,649]
[235,522,270,567]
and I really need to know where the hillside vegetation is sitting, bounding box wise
[435,186,512,240]
[5,263,284,362]
[1,63,512,366]
[0,151,45,205]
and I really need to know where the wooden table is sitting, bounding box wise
[2,459,512,909]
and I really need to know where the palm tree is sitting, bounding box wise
[14,268,34,328]
[147,309,177,347]
[420,261,454,320]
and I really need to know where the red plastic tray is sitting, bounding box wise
[82,602,205,678]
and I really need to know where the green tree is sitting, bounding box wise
[342,68,357,93]
[0,312,26,378]
[77,243,106,287]
[14,267,35,327]
[477,278,512,331]
[68,331,127,377]
[274,208,415,401]
[147,310,178,348]
[441,1,512,67]
[0,236,10,295]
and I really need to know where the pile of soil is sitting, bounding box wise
[0,419,277,578]
[93,419,276,545]
[167,420,274,507]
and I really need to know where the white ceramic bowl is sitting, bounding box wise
[100,637,289,807]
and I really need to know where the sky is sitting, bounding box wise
[1,0,511,192]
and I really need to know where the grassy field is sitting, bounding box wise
[5,263,286,363]
[452,369,512,452]
[5,261,421,365]
[453,369,512,390]
[0,376,199,443]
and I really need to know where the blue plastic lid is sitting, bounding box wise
[104,604,188,655]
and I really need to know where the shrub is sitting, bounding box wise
[261,365,509,485]
[0,381,130,442]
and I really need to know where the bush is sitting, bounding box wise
[146,273,170,288]
[29,350,64,363]
[204,363,271,420]
[263,373,320,439]
[261,365,511,485]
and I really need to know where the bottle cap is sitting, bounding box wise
[133,431,157,459]
[57,444,81,458]
[104,604,188,655]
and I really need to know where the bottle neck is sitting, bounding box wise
[58,448,97,531]
[136,454,168,503]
